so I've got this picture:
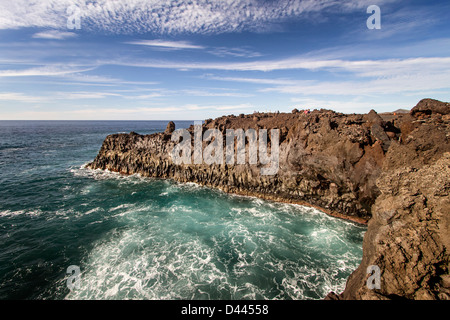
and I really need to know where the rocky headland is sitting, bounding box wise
[87,98,449,299]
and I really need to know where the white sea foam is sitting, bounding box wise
[0,209,42,218]
[70,165,149,185]
[0,210,25,217]
[84,207,102,215]
[61,171,364,301]
[108,204,133,212]
[66,226,230,300]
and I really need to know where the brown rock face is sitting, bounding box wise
[339,153,450,300]
[88,109,396,221]
[164,121,176,134]
[410,98,450,118]
[331,100,450,300]
[87,99,449,300]
[87,100,448,222]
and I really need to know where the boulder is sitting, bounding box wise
[411,99,450,117]
[164,121,176,135]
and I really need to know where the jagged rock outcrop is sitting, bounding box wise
[327,99,450,300]
[410,98,450,118]
[87,99,448,223]
[331,153,450,300]
[88,108,407,222]
[87,98,449,300]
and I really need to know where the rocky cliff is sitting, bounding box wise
[333,152,450,300]
[87,98,449,299]
[327,99,450,300]
[88,105,404,223]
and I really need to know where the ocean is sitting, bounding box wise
[0,121,365,300]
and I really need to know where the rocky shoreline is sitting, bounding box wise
[87,98,449,299]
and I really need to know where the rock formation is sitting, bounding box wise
[327,98,450,300]
[87,98,449,299]
[88,108,397,222]
[335,153,450,300]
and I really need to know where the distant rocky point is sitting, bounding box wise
[392,108,410,114]
[88,98,449,300]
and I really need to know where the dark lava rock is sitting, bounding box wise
[411,99,450,117]
[87,99,450,300]
[164,121,176,134]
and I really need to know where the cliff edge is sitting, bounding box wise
[89,106,401,222]
[333,152,450,300]
[88,98,449,299]
[327,98,450,300]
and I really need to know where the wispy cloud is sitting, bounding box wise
[61,91,122,99]
[62,73,159,87]
[208,47,262,58]
[178,103,256,111]
[100,56,338,72]
[1,103,258,120]
[0,0,67,30]
[0,66,161,90]
[181,89,253,98]
[0,92,47,103]
[204,75,298,85]
[214,103,255,111]
[262,72,450,96]
[0,0,397,34]
[198,57,450,97]
[56,90,168,100]
[356,4,446,41]
[32,30,78,40]
[126,39,205,50]
[102,55,450,74]
[0,66,94,77]
[124,93,165,100]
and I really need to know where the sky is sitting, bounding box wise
[0,0,449,120]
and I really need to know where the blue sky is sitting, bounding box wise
[0,0,449,120]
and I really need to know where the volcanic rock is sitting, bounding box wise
[87,99,450,300]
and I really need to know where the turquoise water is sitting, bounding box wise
[0,121,365,300]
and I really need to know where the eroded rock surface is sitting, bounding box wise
[334,153,450,300]
[88,99,449,299]
[89,108,402,221]
[327,99,450,300]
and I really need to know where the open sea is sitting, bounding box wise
[0,121,365,300]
